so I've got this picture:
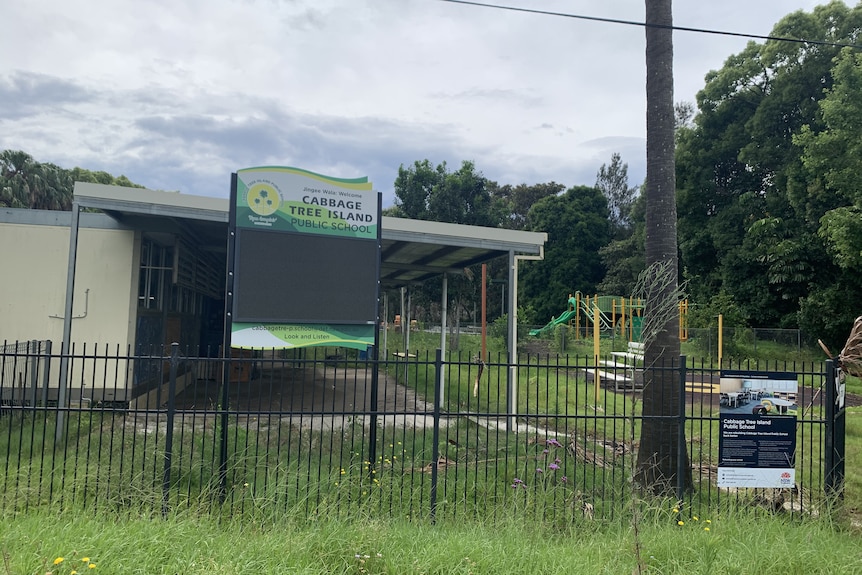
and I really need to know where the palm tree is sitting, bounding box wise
[635,0,692,494]
[0,150,73,210]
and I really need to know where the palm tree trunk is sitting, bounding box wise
[635,0,693,495]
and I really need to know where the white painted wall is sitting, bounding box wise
[0,219,137,347]
[0,213,139,403]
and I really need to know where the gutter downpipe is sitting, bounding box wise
[57,201,81,445]
[507,246,545,431]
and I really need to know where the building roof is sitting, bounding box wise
[73,182,547,287]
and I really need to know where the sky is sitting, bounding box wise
[0,0,846,208]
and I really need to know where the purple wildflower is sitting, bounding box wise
[548,463,560,471]
[536,468,543,474]
[560,476,568,483]
[546,438,563,448]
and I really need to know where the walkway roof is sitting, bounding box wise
[73,182,547,287]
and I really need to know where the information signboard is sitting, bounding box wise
[227,167,380,350]
[717,370,798,488]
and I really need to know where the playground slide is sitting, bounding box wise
[529,306,578,336]
[528,294,626,337]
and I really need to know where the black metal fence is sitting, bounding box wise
[0,341,845,524]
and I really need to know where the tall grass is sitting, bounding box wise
[1,506,859,575]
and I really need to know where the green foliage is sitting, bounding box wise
[797,279,862,353]
[520,185,610,325]
[794,47,862,277]
[0,149,144,210]
[677,2,862,335]
[596,192,645,296]
[595,152,638,237]
[488,181,564,230]
[687,290,747,330]
[387,159,497,227]
[0,150,73,210]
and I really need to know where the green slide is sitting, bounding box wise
[529,297,578,336]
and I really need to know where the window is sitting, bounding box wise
[138,239,173,310]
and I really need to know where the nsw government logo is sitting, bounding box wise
[246,182,281,217]
[780,471,792,485]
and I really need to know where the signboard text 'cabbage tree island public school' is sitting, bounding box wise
[228,167,381,350]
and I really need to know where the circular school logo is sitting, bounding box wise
[246,183,281,216]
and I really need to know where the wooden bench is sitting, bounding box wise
[587,342,645,392]
[610,341,644,363]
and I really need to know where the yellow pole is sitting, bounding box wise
[575,292,581,339]
[620,298,626,341]
[679,300,689,341]
[718,314,723,368]
[594,301,601,403]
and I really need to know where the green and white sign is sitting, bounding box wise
[236,166,377,239]
[231,323,375,349]
[229,166,380,351]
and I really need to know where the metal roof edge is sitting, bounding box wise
[381,215,547,253]
[73,182,229,222]
[68,184,546,254]
[0,207,131,230]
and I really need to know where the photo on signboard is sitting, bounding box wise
[717,370,799,489]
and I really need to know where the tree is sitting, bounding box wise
[597,192,645,296]
[795,47,862,267]
[793,45,862,346]
[519,185,610,326]
[635,0,691,495]
[674,101,695,134]
[385,159,501,346]
[1,150,145,211]
[595,153,637,238]
[385,159,445,220]
[387,159,497,226]
[0,150,73,210]
[675,1,862,337]
[488,181,564,230]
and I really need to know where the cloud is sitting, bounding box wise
[0,71,94,120]
[0,0,834,208]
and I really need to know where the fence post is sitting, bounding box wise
[824,359,845,500]
[218,352,231,502]
[430,348,443,524]
[40,340,52,407]
[28,340,39,407]
[676,355,687,502]
[55,341,70,446]
[367,347,380,473]
[162,342,179,517]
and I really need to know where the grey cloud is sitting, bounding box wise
[0,71,94,120]
[0,70,625,209]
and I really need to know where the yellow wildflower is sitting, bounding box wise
[53,558,64,565]
[677,520,684,526]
